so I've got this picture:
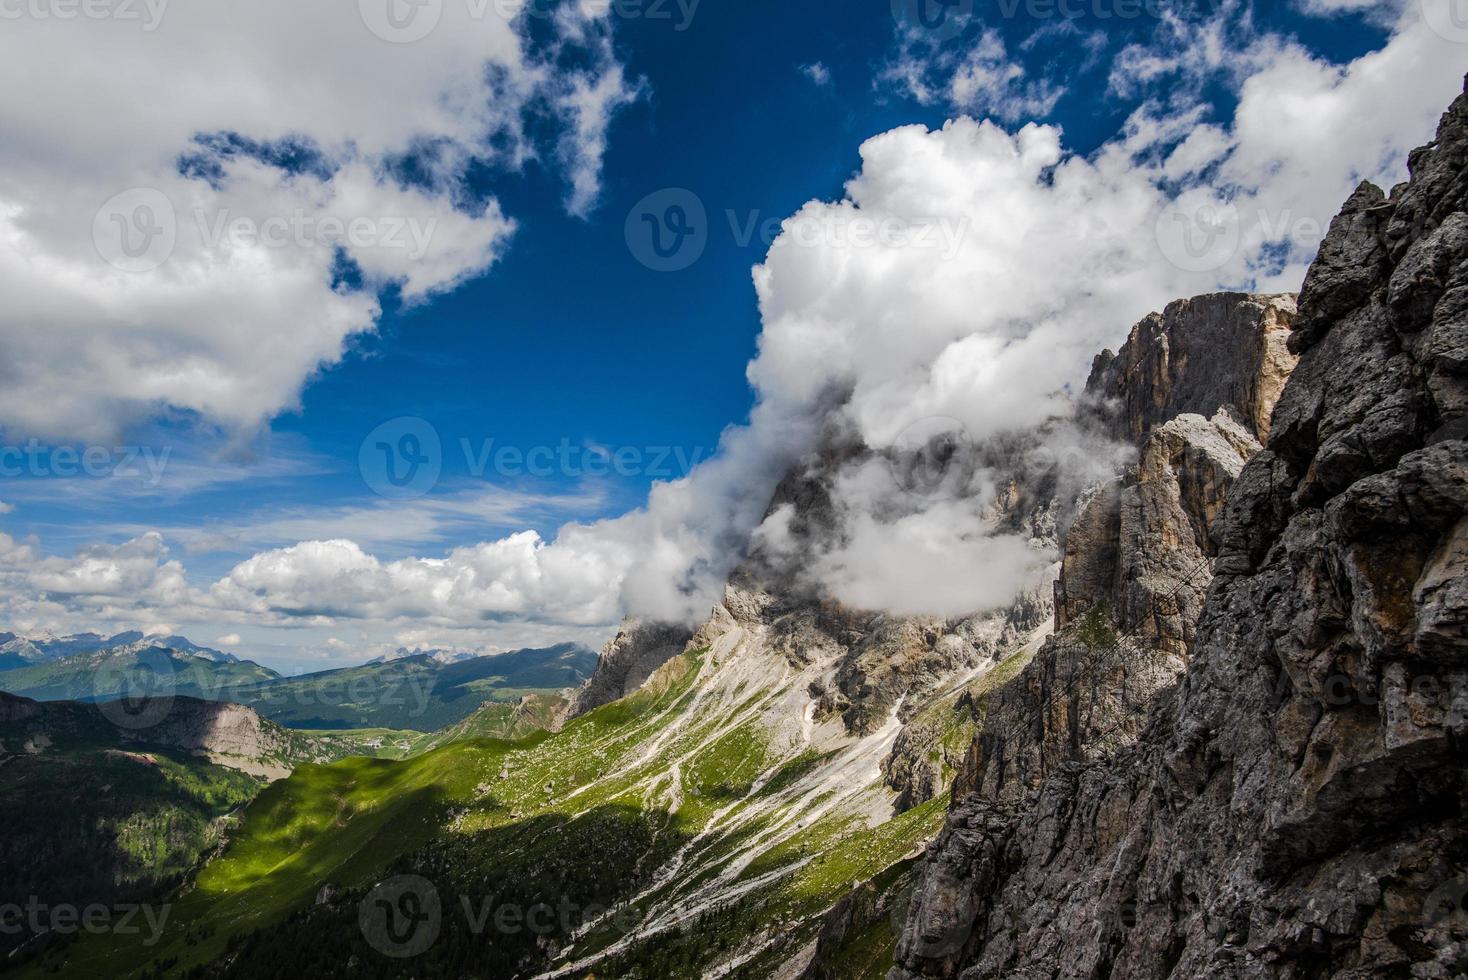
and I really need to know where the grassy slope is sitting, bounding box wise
[29,648,947,979]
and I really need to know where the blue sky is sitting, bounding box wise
[0,0,1458,671]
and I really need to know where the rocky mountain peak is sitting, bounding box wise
[1085,291,1297,444]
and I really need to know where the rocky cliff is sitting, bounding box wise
[565,619,695,719]
[1083,292,1298,445]
[891,80,1468,980]
[977,299,1295,806]
[1059,293,1296,654]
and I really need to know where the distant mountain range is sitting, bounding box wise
[216,642,597,730]
[0,630,241,671]
[0,643,278,704]
[0,632,598,732]
[367,647,484,665]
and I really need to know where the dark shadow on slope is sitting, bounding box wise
[191,803,694,980]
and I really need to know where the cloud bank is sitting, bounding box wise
[1,2,1463,657]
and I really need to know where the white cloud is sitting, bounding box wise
[0,0,636,442]
[0,532,194,638]
[794,457,1054,617]
[214,633,241,647]
[882,29,1062,123]
[598,4,1464,622]
[1296,0,1401,18]
[207,531,632,627]
[800,62,833,86]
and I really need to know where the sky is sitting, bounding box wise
[0,0,1462,672]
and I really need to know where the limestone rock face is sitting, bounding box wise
[1018,305,1285,808]
[1058,294,1295,657]
[891,79,1468,980]
[146,699,280,758]
[0,692,310,779]
[565,619,694,719]
[1085,292,1297,445]
[1056,410,1261,655]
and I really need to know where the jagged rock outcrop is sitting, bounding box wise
[812,594,1053,739]
[1085,292,1297,444]
[892,79,1468,980]
[565,619,694,718]
[1056,409,1262,654]
[573,429,1067,750]
[1059,293,1297,653]
[958,412,1272,803]
[569,294,1292,821]
[884,645,1038,814]
[143,699,292,769]
[698,430,1068,782]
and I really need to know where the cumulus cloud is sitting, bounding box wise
[0,0,636,442]
[0,532,195,636]
[208,531,633,627]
